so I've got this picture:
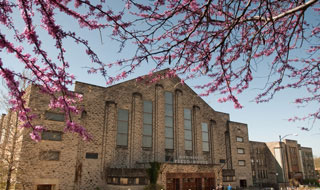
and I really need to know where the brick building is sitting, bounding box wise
[0,71,253,190]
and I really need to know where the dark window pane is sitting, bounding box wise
[165,116,173,127]
[185,140,192,150]
[39,151,60,161]
[139,178,147,185]
[143,113,152,124]
[202,123,208,132]
[165,104,173,116]
[165,92,173,104]
[184,109,191,119]
[45,112,64,121]
[118,109,129,121]
[165,151,174,162]
[117,121,128,133]
[117,109,129,146]
[86,153,98,159]
[142,136,152,147]
[165,138,173,149]
[165,127,173,138]
[143,124,152,136]
[184,130,192,140]
[37,185,52,190]
[203,142,209,152]
[42,131,62,141]
[184,120,191,129]
[143,101,152,113]
[117,134,128,146]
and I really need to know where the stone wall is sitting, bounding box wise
[0,71,254,190]
[250,141,277,187]
[229,121,253,188]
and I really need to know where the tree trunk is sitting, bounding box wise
[5,167,12,190]
[5,112,19,190]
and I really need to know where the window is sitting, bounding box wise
[165,150,174,162]
[237,148,245,154]
[219,159,226,163]
[86,153,98,159]
[44,111,64,121]
[184,109,192,151]
[165,92,174,149]
[290,147,298,166]
[0,127,6,144]
[37,185,53,190]
[42,131,62,141]
[238,160,246,166]
[107,177,147,185]
[223,176,234,182]
[128,178,139,185]
[39,151,60,161]
[117,109,129,146]
[202,123,209,152]
[142,101,152,148]
[120,178,128,185]
[236,136,243,142]
[107,177,119,184]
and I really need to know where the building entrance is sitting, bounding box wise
[166,178,180,190]
[166,172,215,190]
[240,179,247,188]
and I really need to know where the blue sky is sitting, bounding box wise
[0,1,319,157]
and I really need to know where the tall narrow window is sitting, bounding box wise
[165,92,174,149]
[184,109,192,151]
[142,101,153,148]
[117,109,129,146]
[202,123,209,152]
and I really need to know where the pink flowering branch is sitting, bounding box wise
[0,0,319,138]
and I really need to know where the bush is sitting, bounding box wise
[301,179,320,187]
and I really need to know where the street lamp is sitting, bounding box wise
[279,133,298,187]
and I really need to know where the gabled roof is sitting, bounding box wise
[75,69,221,113]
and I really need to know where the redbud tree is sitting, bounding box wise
[0,0,319,140]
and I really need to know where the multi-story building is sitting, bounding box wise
[315,168,320,181]
[253,140,317,186]
[300,147,316,180]
[249,141,277,188]
[0,71,253,190]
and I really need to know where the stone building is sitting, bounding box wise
[262,140,316,186]
[0,71,253,190]
[299,147,316,180]
[249,141,277,188]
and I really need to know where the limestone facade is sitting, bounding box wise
[299,147,316,180]
[249,141,277,188]
[0,73,254,190]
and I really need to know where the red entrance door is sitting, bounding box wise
[204,178,215,190]
[167,178,180,190]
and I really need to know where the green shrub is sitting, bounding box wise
[145,162,163,190]
[146,162,161,185]
[301,179,320,187]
